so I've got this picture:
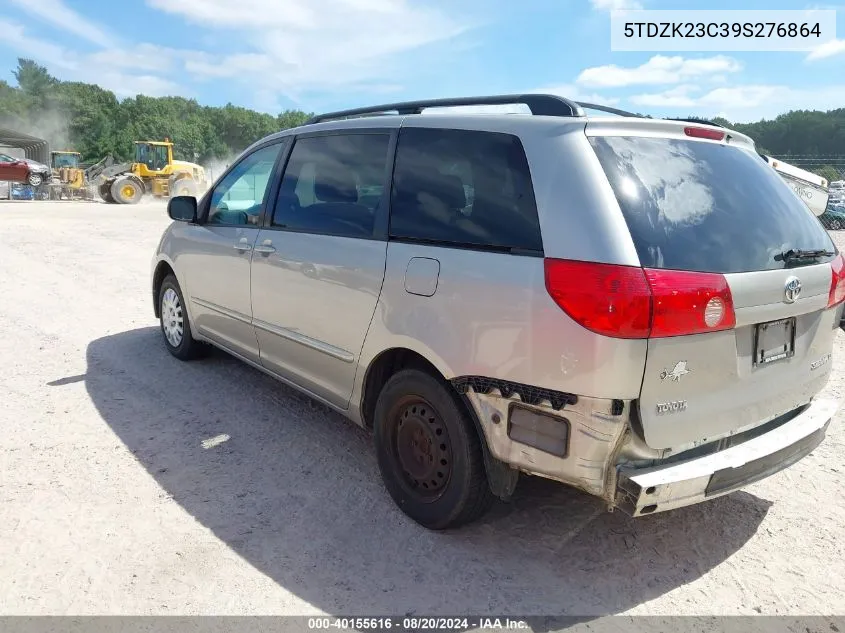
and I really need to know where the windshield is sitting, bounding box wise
[590,135,836,273]
[53,154,79,168]
[135,144,168,171]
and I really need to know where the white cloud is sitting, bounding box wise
[577,55,742,88]
[629,85,698,108]
[628,84,845,121]
[590,0,643,10]
[2,0,475,107]
[532,84,620,107]
[144,0,472,96]
[806,38,845,60]
[0,19,180,97]
[4,0,115,47]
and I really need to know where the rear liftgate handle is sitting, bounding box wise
[253,239,276,255]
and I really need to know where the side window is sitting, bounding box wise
[390,128,543,252]
[273,133,391,238]
[208,142,285,226]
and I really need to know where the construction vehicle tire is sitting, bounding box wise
[111,176,144,205]
[170,177,198,198]
[99,181,116,203]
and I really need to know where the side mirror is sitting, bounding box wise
[168,195,197,222]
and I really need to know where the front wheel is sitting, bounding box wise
[27,172,44,187]
[111,176,143,204]
[99,181,116,203]
[158,275,208,361]
[830,219,842,230]
[374,369,494,530]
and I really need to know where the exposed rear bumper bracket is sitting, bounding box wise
[616,397,840,517]
[451,376,578,411]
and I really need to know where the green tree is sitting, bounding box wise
[816,165,842,183]
[13,58,56,99]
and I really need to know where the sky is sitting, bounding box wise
[0,0,843,123]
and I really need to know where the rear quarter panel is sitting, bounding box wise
[356,241,648,402]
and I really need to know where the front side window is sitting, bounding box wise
[389,128,543,253]
[207,142,285,226]
[272,133,391,239]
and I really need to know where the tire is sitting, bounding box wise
[99,181,116,204]
[170,177,198,198]
[374,369,494,530]
[830,219,842,231]
[158,275,208,361]
[27,172,44,187]
[111,176,144,204]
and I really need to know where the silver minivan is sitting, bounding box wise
[152,94,844,530]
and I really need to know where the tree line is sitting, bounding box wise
[0,59,312,165]
[1,58,843,180]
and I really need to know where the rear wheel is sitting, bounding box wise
[158,275,208,361]
[830,219,842,230]
[374,369,494,530]
[170,177,198,198]
[111,176,144,204]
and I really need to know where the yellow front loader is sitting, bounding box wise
[97,139,208,205]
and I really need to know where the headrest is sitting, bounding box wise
[313,163,358,204]
[437,174,467,210]
[399,167,466,210]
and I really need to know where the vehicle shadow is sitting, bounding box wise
[80,327,771,616]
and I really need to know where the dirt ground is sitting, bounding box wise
[1,199,844,617]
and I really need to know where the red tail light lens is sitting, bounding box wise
[829,253,845,307]
[645,268,735,336]
[684,126,725,141]
[544,259,736,339]
[544,259,651,338]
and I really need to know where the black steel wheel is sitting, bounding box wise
[393,396,454,499]
[374,369,494,530]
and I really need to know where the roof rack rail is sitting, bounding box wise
[304,94,585,124]
[575,103,642,118]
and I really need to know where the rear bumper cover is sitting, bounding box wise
[616,397,840,516]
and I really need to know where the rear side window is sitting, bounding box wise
[590,136,836,273]
[273,133,391,239]
[390,128,543,253]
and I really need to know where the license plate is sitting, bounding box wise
[753,317,796,367]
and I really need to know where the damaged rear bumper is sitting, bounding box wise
[616,397,840,517]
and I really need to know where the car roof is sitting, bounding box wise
[250,94,754,153]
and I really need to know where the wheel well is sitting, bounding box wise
[361,348,443,429]
[152,262,174,318]
[360,347,519,500]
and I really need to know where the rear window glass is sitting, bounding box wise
[590,136,836,273]
[390,128,543,253]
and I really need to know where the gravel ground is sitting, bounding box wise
[1,200,844,617]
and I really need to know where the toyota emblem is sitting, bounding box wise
[784,276,802,303]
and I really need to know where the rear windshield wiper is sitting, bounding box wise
[774,248,835,265]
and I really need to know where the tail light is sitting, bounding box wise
[544,259,735,339]
[684,126,725,141]
[829,253,845,308]
[543,260,651,338]
[645,268,735,336]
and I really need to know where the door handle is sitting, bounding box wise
[253,239,276,255]
[233,237,252,252]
